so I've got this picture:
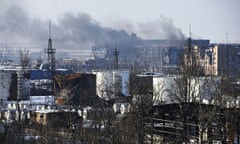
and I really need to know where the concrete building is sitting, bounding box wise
[131,72,220,105]
[184,44,204,73]
[54,73,96,105]
[203,47,217,76]
[183,43,240,77]
[0,66,31,101]
[95,71,129,100]
[0,72,11,101]
[204,44,240,77]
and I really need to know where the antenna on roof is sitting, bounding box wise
[226,32,229,44]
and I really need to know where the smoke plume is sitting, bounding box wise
[0,5,185,60]
[137,15,185,40]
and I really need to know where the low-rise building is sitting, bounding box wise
[32,109,81,127]
[130,72,220,105]
[95,71,129,100]
[148,103,223,143]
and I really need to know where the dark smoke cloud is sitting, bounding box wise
[0,5,48,45]
[103,15,185,41]
[0,5,141,58]
[0,6,185,59]
[52,12,141,58]
[137,15,185,40]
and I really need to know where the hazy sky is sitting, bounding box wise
[1,0,239,43]
[25,0,240,43]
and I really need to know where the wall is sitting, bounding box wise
[0,72,11,100]
[96,71,129,100]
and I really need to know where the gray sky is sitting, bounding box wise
[22,0,240,43]
[0,0,239,45]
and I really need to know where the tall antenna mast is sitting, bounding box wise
[45,21,56,71]
[49,22,51,39]
[188,22,192,54]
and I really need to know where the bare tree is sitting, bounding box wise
[163,40,225,143]
[20,49,30,70]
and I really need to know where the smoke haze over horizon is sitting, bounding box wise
[0,4,186,60]
[0,0,239,60]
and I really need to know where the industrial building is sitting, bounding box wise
[54,73,96,105]
[89,39,209,72]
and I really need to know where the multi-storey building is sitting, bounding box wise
[204,44,240,77]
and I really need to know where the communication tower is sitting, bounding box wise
[45,23,56,71]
